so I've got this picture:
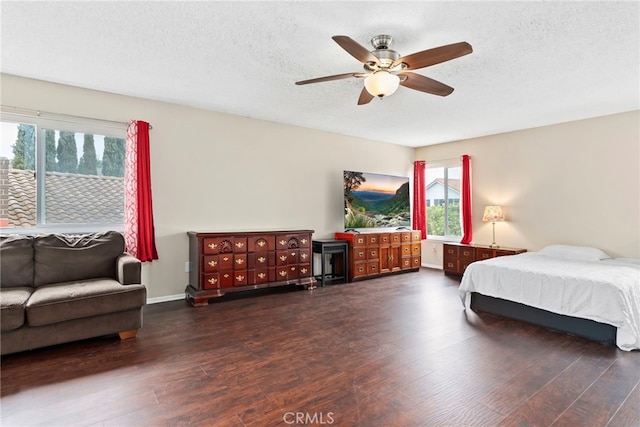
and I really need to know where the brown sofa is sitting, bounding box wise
[0,231,147,355]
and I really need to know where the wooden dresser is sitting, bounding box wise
[186,230,315,306]
[443,242,526,276]
[335,230,422,282]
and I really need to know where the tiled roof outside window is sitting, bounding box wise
[3,168,123,228]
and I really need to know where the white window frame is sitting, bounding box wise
[426,159,463,242]
[1,111,127,234]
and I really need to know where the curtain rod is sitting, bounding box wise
[414,156,470,164]
[0,105,152,130]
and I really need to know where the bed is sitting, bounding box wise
[459,245,640,351]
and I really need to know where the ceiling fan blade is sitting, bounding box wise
[392,41,472,70]
[357,87,374,105]
[295,72,363,85]
[399,72,454,96]
[332,35,380,65]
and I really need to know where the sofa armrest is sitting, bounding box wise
[117,253,141,285]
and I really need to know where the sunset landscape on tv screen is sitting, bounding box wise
[343,170,411,229]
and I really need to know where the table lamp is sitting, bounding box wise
[482,205,505,248]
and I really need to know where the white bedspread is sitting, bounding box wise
[459,253,640,351]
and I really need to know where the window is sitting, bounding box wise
[0,113,126,232]
[426,162,462,239]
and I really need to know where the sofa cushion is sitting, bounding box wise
[34,231,125,287]
[0,287,33,331]
[26,278,147,327]
[0,235,34,287]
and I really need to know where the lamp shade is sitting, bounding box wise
[364,71,400,97]
[482,205,505,222]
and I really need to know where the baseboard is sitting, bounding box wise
[422,263,442,270]
[146,266,443,304]
[147,294,185,304]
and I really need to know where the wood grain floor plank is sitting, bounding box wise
[1,268,637,426]
[552,352,640,426]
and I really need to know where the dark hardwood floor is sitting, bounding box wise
[1,268,638,426]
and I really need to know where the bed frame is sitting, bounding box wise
[470,292,617,346]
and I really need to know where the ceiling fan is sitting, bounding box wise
[295,35,472,105]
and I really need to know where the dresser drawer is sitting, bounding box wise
[476,248,494,260]
[234,254,247,269]
[365,234,379,246]
[219,254,233,270]
[353,247,367,261]
[444,244,458,258]
[443,257,458,273]
[299,263,311,278]
[353,261,368,278]
[367,260,379,275]
[459,247,475,260]
[249,235,274,252]
[203,273,220,289]
[203,256,219,272]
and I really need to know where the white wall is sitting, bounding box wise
[1,74,414,299]
[417,110,640,267]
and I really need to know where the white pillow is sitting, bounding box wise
[537,244,609,261]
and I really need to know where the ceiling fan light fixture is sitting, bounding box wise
[364,70,400,98]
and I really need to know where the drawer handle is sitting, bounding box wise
[235,274,245,281]
[235,242,244,248]
[258,256,266,263]
[208,260,217,267]
[371,251,376,256]
[224,273,230,278]
[280,255,287,261]
[290,266,296,271]
[359,252,364,257]
[258,272,266,279]
[257,241,266,247]
[359,266,364,272]
[291,252,296,256]
[208,277,217,285]
[222,256,229,261]
[301,253,308,259]
[301,238,308,244]
[235,258,244,265]
[279,271,287,277]
[208,243,217,249]
[279,239,287,246]
[300,267,308,274]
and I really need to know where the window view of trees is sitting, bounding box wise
[102,137,126,177]
[427,203,461,236]
[9,125,125,177]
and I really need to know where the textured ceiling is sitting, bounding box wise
[1,1,638,147]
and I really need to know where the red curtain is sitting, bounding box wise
[124,120,159,262]
[412,160,426,239]
[460,154,473,244]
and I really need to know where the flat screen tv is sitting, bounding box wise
[344,170,411,229]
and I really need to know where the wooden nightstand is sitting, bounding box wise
[443,242,526,276]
